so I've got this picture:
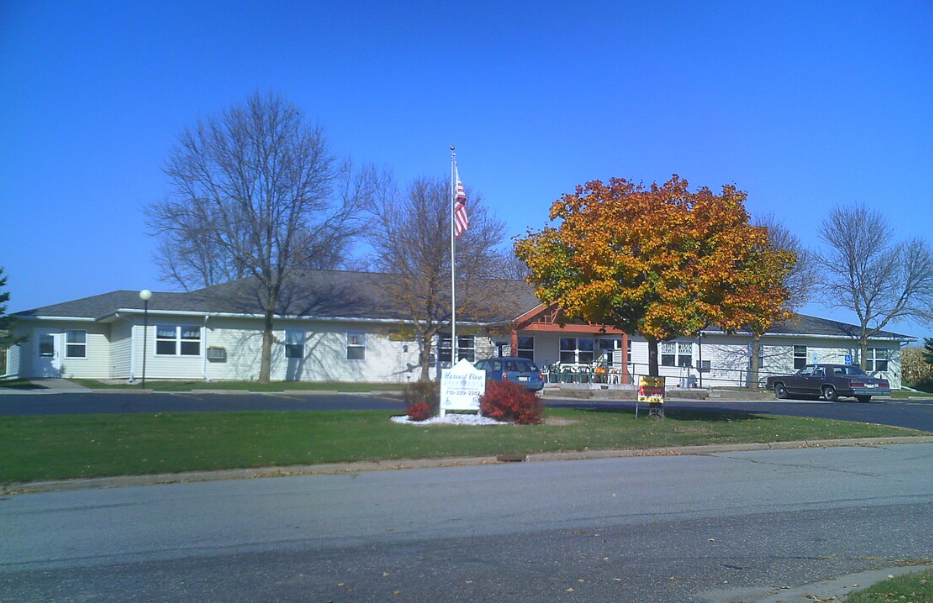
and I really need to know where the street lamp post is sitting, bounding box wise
[139,289,152,389]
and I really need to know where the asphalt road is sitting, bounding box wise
[0,391,408,414]
[3,391,933,432]
[2,443,932,602]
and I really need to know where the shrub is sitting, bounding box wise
[402,380,440,419]
[406,402,432,421]
[480,380,543,425]
[902,346,933,388]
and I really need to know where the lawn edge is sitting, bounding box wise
[4,435,932,496]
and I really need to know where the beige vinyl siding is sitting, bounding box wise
[110,320,133,379]
[198,318,426,383]
[271,321,421,383]
[202,317,265,381]
[56,324,111,379]
[138,321,207,381]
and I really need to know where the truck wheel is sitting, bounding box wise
[774,383,788,399]
[856,395,872,403]
[823,385,838,402]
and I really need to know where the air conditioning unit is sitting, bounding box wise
[207,347,227,362]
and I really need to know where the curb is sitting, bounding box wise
[4,435,932,496]
[700,564,933,603]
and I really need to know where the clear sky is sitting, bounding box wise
[2,1,931,339]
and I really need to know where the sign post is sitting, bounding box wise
[440,358,486,418]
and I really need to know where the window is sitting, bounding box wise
[662,341,692,367]
[156,325,201,356]
[347,331,365,360]
[560,338,576,363]
[661,342,676,367]
[457,335,475,362]
[578,338,594,363]
[597,338,618,365]
[866,348,889,372]
[677,342,693,367]
[560,337,594,364]
[66,330,87,358]
[38,335,54,357]
[437,335,475,363]
[517,336,535,360]
[794,345,807,370]
[285,329,305,359]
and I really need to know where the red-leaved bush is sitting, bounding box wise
[479,380,543,425]
[406,401,432,422]
[402,381,439,421]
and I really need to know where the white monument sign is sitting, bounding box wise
[440,358,486,417]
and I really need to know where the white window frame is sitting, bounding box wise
[597,338,618,366]
[662,341,693,367]
[347,331,366,361]
[155,324,202,357]
[438,334,475,362]
[457,335,475,362]
[793,345,807,370]
[65,330,87,359]
[516,336,535,361]
[677,342,693,367]
[285,329,305,359]
[661,341,677,367]
[866,347,889,372]
[560,337,595,364]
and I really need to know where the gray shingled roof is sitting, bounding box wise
[703,314,913,341]
[14,270,542,325]
[14,270,912,341]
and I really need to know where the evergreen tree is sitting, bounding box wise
[922,338,933,366]
[0,268,26,348]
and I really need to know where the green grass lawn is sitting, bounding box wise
[845,567,933,603]
[0,407,924,485]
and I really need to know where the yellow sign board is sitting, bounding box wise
[638,376,666,404]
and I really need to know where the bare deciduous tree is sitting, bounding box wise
[146,92,367,382]
[747,214,817,385]
[368,173,509,380]
[817,203,933,371]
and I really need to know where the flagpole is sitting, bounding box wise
[450,146,458,371]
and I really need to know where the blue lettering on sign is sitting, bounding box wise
[845,354,852,364]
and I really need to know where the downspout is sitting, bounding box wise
[697,332,703,389]
[202,315,210,382]
[116,312,138,383]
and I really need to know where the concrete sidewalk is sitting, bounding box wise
[0,378,92,394]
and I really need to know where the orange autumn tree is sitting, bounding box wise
[515,175,796,378]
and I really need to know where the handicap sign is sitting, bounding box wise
[845,354,852,364]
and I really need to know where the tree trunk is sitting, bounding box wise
[259,309,275,384]
[859,335,870,371]
[417,328,436,382]
[749,335,762,389]
[646,338,660,377]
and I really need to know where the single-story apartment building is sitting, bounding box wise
[3,269,914,389]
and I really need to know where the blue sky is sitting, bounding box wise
[2,1,932,339]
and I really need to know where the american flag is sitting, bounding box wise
[454,178,468,238]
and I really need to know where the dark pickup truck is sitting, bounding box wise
[765,364,890,402]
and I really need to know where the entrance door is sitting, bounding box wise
[33,328,62,378]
